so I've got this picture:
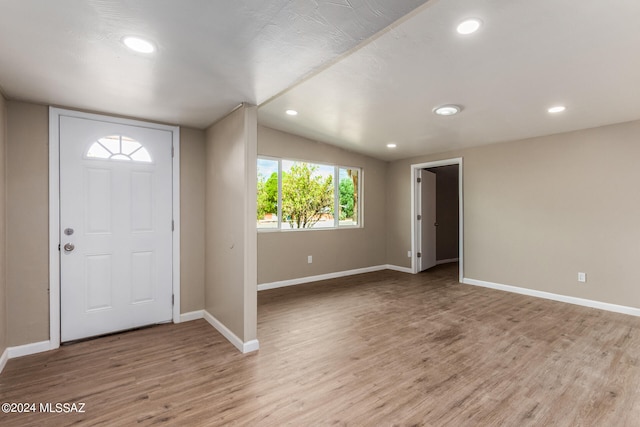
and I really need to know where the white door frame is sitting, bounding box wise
[48,107,181,349]
[410,158,463,282]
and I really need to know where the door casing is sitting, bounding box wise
[411,158,463,281]
[49,107,181,349]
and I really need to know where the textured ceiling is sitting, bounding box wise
[0,0,428,128]
[260,0,640,160]
[1,0,639,161]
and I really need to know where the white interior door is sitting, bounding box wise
[419,169,437,272]
[60,116,173,342]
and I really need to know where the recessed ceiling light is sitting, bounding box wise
[285,109,298,116]
[547,105,566,113]
[457,18,482,35]
[386,143,397,148]
[123,36,155,53]
[433,105,462,116]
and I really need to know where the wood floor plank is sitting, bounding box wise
[1,263,640,426]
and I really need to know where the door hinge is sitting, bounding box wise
[172,220,174,231]
[417,177,422,183]
[172,294,175,305]
[58,243,61,251]
[417,214,422,220]
[171,146,175,157]
[417,252,422,258]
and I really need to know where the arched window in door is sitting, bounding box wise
[86,135,152,163]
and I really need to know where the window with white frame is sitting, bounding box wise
[257,157,361,230]
[86,135,152,162]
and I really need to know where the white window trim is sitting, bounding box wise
[257,156,363,232]
[334,165,363,228]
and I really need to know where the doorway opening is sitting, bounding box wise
[411,158,463,282]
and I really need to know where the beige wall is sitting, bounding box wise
[179,127,206,313]
[205,105,257,342]
[0,94,7,355]
[4,96,637,349]
[6,102,49,346]
[257,126,388,283]
[387,119,640,308]
[4,102,206,347]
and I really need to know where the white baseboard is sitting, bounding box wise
[203,310,259,354]
[0,341,51,374]
[258,264,416,291]
[385,264,413,274]
[0,347,8,373]
[436,258,459,265]
[179,310,204,323]
[7,340,53,359]
[243,339,260,353]
[258,265,390,291]
[0,311,249,370]
[463,278,640,317]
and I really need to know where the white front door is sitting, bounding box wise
[60,115,173,342]
[419,169,437,272]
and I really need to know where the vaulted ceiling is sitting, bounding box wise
[1,0,639,161]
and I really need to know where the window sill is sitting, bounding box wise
[257,225,362,233]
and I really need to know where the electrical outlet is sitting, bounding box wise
[578,272,586,283]
[308,255,313,264]
[407,251,412,258]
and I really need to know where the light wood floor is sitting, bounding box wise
[2,263,640,426]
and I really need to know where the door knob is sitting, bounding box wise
[64,243,75,252]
